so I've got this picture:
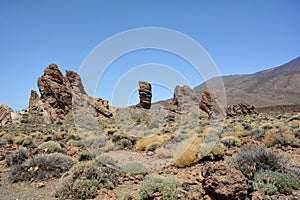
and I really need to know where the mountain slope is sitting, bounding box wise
[194,57,300,107]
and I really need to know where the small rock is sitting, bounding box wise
[35,182,45,188]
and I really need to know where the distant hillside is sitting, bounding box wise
[194,57,300,107]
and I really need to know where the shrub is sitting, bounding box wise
[231,145,287,178]
[174,137,203,168]
[38,141,62,153]
[274,137,300,148]
[93,154,115,166]
[5,149,28,166]
[136,135,169,151]
[263,129,279,147]
[221,136,241,147]
[55,163,119,199]
[253,170,300,194]
[9,153,75,182]
[67,140,84,147]
[121,162,149,176]
[198,142,225,161]
[145,142,161,152]
[78,150,91,161]
[139,176,180,200]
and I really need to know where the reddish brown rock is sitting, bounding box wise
[136,81,152,109]
[36,64,112,122]
[202,162,249,200]
[29,90,40,108]
[0,104,13,126]
[226,103,257,117]
[199,90,226,119]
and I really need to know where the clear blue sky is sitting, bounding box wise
[0,0,299,111]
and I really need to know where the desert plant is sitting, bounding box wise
[121,162,149,176]
[5,149,28,166]
[93,154,115,166]
[9,153,75,182]
[198,142,225,161]
[55,162,119,199]
[231,145,288,178]
[38,141,62,153]
[67,140,84,147]
[78,150,91,161]
[263,129,279,147]
[253,170,300,195]
[145,142,161,152]
[174,137,203,168]
[221,136,241,147]
[139,176,180,200]
[136,135,169,151]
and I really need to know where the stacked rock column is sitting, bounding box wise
[137,81,152,109]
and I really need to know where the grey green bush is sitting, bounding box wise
[139,176,180,200]
[121,162,149,176]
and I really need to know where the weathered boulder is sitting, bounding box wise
[226,103,257,117]
[36,64,112,122]
[202,162,249,200]
[0,104,13,126]
[136,81,152,109]
[199,90,226,119]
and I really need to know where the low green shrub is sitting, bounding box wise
[139,176,180,200]
[93,154,115,166]
[121,162,149,176]
[221,136,241,147]
[254,170,300,194]
[38,141,62,153]
[55,163,119,200]
[198,142,225,161]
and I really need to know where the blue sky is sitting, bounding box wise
[0,0,299,111]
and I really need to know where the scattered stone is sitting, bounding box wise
[202,162,249,200]
[226,103,257,117]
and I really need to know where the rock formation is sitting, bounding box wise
[199,90,226,119]
[202,162,249,199]
[0,104,13,126]
[226,103,257,117]
[35,64,112,122]
[136,81,152,109]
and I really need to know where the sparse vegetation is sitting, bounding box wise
[253,170,300,195]
[9,153,75,182]
[121,162,149,176]
[139,176,180,200]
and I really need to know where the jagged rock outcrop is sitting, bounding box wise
[136,81,152,109]
[164,85,207,125]
[0,104,13,126]
[226,103,257,117]
[199,90,226,119]
[35,64,112,122]
[202,162,249,200]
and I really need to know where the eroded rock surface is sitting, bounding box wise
[36,64,112,122]
[136,81,152,109]
[199,90,226,119]
[0,104,13,126]
[202,162,249,200]
[226,103,257,117]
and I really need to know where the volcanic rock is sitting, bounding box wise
[202,162,249,200]
[199,90,226,119]
[136,81,152,109]
[0,104,13,126]
[226,103,257,117]
[36,64,112,122]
